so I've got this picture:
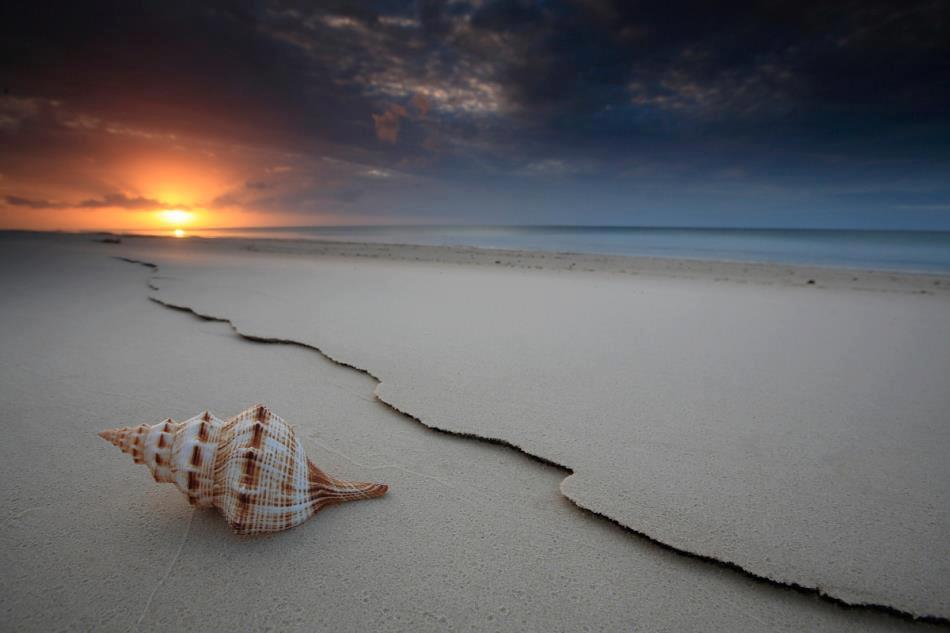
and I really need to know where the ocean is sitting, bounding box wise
[163,225,950,273]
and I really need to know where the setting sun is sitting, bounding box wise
[158,209,193,226]
[173,228,185,238]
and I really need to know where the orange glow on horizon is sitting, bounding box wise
[0,149,354,231]
[158,209,194,226]
[173,228,185,238]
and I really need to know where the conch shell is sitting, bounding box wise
[98,404,388,534]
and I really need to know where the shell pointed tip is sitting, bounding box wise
[357,482,389,499]
[98,429,116,442]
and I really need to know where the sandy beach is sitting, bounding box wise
[1,231,949,632]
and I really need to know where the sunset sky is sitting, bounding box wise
[1,1,949,232]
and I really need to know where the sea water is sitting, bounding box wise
[170,225,950,273]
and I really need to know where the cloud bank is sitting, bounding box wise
[1,0,948,228]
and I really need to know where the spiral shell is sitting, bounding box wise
[98,404,388,534]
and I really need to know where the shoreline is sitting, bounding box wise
[238,236,950,291]
[5,230,950,292]
[111,231,950,295]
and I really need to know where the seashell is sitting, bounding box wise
[98,404,388,534]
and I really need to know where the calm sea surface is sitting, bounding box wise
[159,226,950,273]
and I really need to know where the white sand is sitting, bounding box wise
[123,233,950,618]
[0,232,947,631]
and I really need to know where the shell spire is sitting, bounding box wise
[98,405,388,534]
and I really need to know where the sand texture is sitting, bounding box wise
[0,232,947,631]
[106,233,950,619]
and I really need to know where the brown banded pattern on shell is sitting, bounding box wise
[98,405,388,534]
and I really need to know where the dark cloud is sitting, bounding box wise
[410,94,431,118]
[416,0,451,37]
[4,195,62,209]
[372,104,409,143]
[1,0,948,227]
[78,193,181,210]
[334,187,364,203]
[210,193,242,209]
[4,193,180,210]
